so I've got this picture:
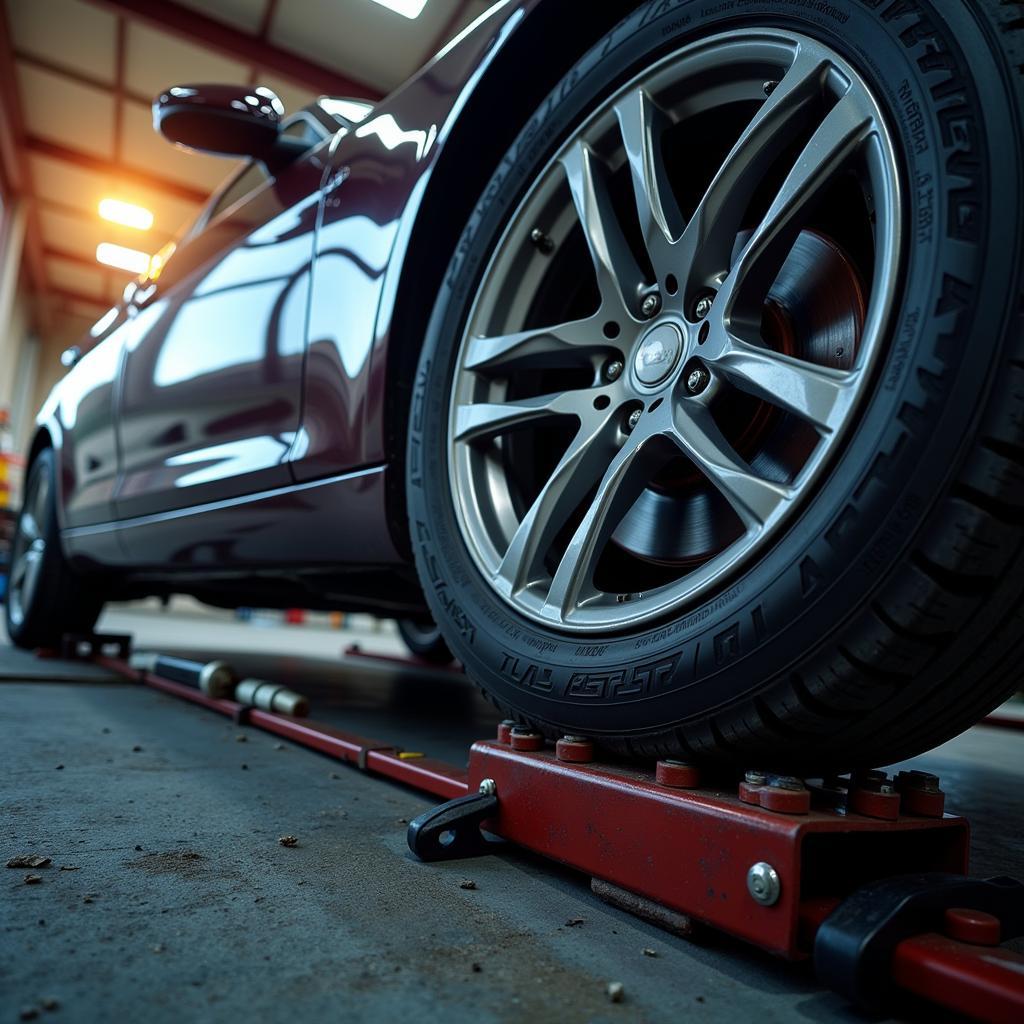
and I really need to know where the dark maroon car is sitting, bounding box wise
[7,0,1024,769]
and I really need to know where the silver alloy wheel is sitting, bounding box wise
[7,469,49,630]
[448,30,902,632]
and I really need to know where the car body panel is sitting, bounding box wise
[32,0,562,592]
[64,464,400,570]
[291,0,532,479]
[114,154,326,529]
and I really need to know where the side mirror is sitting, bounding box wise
[153,85,305,171]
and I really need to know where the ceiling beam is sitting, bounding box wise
[48,286,113,310]
[84,0,383,101]
[0,3,51,330]
[13,49,150,105]
[27,135,210,205]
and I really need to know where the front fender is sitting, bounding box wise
[293,0,539,482]
[293,0,637,494]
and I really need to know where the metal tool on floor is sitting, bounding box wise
[127,651,311,716]
[56,633,1024,1022]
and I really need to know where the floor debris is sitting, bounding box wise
[458,879,477,890]
[565,917,584,927]
[278,835,299,847]
[7,855,51,869]
[607,981,625,1003]
[642,948,658,957]
[24,874,42,884]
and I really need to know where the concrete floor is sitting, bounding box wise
[2,606,1023,1023]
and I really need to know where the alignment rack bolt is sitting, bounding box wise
[478,778,497,796]
[747,862,781,906]
[641,293,661,318]
[604,359,624,382]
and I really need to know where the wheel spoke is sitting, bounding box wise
[496,409,621,594]
[670,403,793,529]
[714,336,857,433]
[453,388,593,443]
[560,140,646,316]
[720,90,873,311]
[613,88,684,275]
[9,553,28,589]
[464,314,609,373]
[678,49,828,291]
[545,431,662,618]
[19,510,40,543]
[19,546,44,608]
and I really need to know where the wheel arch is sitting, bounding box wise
[381,0,638,557]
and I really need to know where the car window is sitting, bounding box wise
[204,115,326,224]
[207,162,269,222]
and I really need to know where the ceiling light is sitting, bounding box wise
[99,198,154,231]
[368,0,428,19]
[96,242,152,274]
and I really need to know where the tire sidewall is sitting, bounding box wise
[408,0,1019,737]
[5,450,58,645]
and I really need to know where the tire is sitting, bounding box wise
[5,449,104,650]
[407,0,1024,769]
[396,617,456,664]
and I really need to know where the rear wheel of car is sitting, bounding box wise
[396,617,455,665]
[407,0,1024,769]
[5,449,104,650]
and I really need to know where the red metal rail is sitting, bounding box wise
[94,653,1023,1020]
[100,657,468,800]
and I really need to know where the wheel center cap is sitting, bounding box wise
[633,322,683,386]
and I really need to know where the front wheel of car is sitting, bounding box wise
[5,449,104,650]
[407,0,1024,769]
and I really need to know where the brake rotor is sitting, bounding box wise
[611,230,866,567]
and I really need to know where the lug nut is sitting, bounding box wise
[686,368,709,394]
[626,409,642,432]
[763,80,779,96]
[640,293,661,318]
[603,359,624,382]
[693,293,715,320]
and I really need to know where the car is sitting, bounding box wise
[6,0,1023,769]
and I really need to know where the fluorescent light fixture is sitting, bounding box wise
[368,0,428,19]
[99,198,154,231]
[96,242,151,274]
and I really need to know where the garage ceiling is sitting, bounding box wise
[0,0,484,332]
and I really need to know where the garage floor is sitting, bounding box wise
[3,609,1023,1023]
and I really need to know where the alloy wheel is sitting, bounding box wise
[7,469,50,630]
[448,30,902,632]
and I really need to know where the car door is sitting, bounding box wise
[114,116,329,528]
